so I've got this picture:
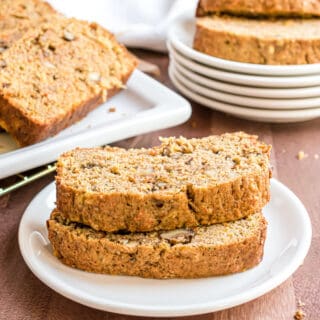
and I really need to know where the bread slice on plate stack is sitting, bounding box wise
[0,0,137,147]
[47,132,272,279]
[167,0,320,123]
[194,0,320,64]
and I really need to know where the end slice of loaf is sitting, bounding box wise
[0,0,59,52]
[47,209,267,279]
[0,17,137,146]
[56,132,271,233]
[194,15,320,65]
[196,0,320,17]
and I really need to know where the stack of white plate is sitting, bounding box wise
[167,16,320,123]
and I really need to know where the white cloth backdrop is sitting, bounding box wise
[47,0,197,51]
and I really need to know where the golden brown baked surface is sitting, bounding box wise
[47,209,267,279]
[0,17,137,146]
[56,132,271,232]
[196,0,320,17]
[0,0,58,52]
[194,15,320,65]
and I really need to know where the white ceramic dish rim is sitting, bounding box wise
[173,62,320,110]
[173,60,320,100]
[0,70,191,179]
[18,178,312,317]
[169,65,320,122]
[168,15,320,76]
[169,44,320,88]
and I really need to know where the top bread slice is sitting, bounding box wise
[0,17,137,146]
[56,132,271,233]
[196,0,320,17]
[0,0,59,52]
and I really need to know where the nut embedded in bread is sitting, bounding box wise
[194,15,320,65]
[47,209,267,279]
[0,17,137,146]
[56,132,271,233]
[196,0,320,17]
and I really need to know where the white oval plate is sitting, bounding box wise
[168,15,320,76]
[169,44,320,88]
[174,61,320,100]
[169,65,320,123]
[173,62,320,110]
[19,179,311,317]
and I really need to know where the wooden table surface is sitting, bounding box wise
[1,51,319,320]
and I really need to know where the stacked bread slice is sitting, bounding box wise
[194,0,320,64]
[47,132,272,279]
[0,0,137,146]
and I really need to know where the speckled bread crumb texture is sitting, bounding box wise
[194,15,320,65]
[56,132,271,232]
[0,0,59,53]
[196,0,320,17]
[0,16,137,146]
[47,210,267,279]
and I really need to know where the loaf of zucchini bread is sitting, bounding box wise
[0,17,137,146]
[47,209,267,279]
[194,15,320,64]
[196,0,320,17]
[56,132,271,233]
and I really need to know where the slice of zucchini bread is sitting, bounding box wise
[0,0,58,53]
[47,209,267,279]
[56,132,271,233]
[0,17,137,146]
[196,0,320,17]
[194,15,320,65]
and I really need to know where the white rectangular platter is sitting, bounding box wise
[0,70,191,179]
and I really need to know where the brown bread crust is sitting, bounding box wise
[194,15,320,65]
[196,0,320,17]
[56,133,271,232]
[47,210,267,279]
[0,71,132,146]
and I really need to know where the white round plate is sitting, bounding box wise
[19,179,311,317]
[169,65,320,123]
[168,15,320,76]
[173,62,320,110]
[174,61,320,99]
[169,44,320,88]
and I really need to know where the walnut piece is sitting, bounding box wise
[160,229,194,245]
[63,30,75,41]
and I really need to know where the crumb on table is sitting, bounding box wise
[294,309,305,320]
[297,151,308,160]
[191,121,197,128]
[314,154,319,159]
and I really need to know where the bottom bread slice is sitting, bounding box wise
[47,210,267,279]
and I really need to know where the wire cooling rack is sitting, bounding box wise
[0,164,56,197]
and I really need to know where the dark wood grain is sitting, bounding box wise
[0,50,319,320]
